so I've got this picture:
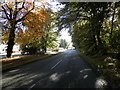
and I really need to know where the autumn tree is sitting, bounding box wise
[16,6,52,54]
[1,0,34,57]
[15,5,58,54]
[39,9,59,53]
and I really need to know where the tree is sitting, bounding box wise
[16,5,58,54]
[1,0,34,57]
[40,11,59,53]
[59,39,68,49]
[57,2,120,57]
[57,2,110,55]
[103,2,120,55]
[15,6,50,48]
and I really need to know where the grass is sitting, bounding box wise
[2,52,61,72]
[77,51,120,88]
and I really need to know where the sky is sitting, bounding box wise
[49,1,73,44]
[59,29,72,43]
[0,0,72,46]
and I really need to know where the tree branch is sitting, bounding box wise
[2,5,10,20]
[14,1,26,19]
[13,0,18,19]
[16,2,34,22]
[6,4,13,19]
[3,25,11,29]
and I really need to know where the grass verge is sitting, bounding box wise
[2,52,60,72]
[77,51,120,88]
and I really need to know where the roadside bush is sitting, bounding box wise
[21,46,38,55]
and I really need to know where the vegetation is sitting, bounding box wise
[59,39,69,49]
[1,1,120,88]
[57,2,120,88]
[2,54,51,71]
[1,1,35,57]
[1,0,58,56]
[57,2,120,56]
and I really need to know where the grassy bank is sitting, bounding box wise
[2,52,60,72]
[78,51,120,88]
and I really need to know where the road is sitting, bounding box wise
[1,50,108,89]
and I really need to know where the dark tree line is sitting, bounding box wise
[57,2,120,57]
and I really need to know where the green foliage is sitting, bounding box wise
[57,2,120,57]
[58,2,120,87]
[40,20,59,52]
[21,45,38,55]
[18,8,59,54]
[59,39,69,49]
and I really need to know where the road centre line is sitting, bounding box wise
[28,84,36,90]
[51,59,63,70]
[29,55,64,89]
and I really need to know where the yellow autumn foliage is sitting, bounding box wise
[16,6,51,46]
[2,1,52,47]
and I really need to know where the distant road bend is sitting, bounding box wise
[2,50,108,89]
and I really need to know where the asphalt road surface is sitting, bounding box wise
[1,50,108,89]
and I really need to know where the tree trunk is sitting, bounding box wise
[6,22,16,58]
[43,46,46,53]
[90,19,98,51]
[92,34,97,51]
[43,39,47,53]
[96,29,102,45]
[41,36,47,53]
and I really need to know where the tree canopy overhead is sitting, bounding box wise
[57,2,120,56]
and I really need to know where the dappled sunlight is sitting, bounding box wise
[2,72,46,89]
[0,0,120,88]
[83,75,88,79]
[21,80,33,86]
[1,56,25,62]
[79,69,108,88]
[80,69,92,73]
[49,73,62,82]
[1,50,111,88]
[2,73,27,86]
[65,71,71,74]
[29,75,39,79]
[8,69,20,73]
[95,77,108,88]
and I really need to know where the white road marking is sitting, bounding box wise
[28,84,36,90]
[51,59,63,70]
